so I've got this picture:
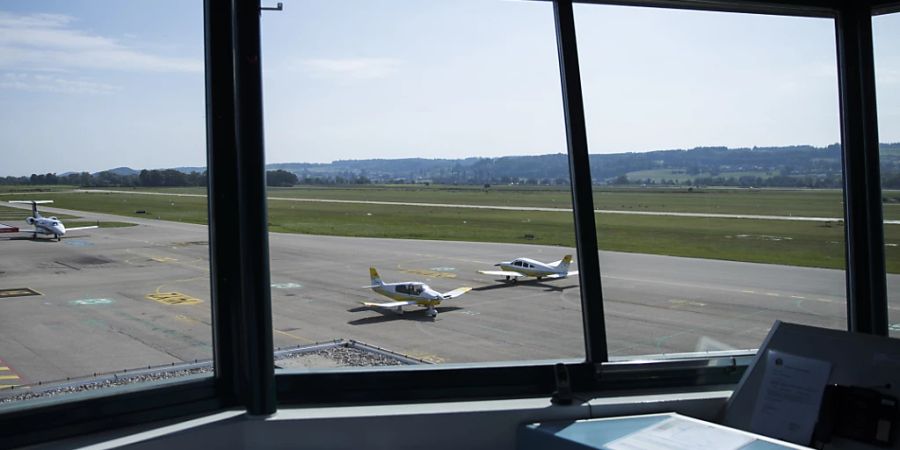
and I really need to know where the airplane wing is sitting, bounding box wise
[67,226,99,232]
[361,300,417,308]
[477,270,526,278]
[441,287,472,299]
[545,271,579,279]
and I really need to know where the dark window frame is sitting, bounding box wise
[0,0,891,447]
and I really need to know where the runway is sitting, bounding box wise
[0,203,897,387]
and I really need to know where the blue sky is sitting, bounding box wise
[0,0,898,176]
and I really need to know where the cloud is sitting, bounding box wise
[0,11,201,73]
[299,58,401,80]
[0,72,120,94]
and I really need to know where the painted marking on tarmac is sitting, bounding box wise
[429,267,456,272]
[400,268,457,279]
[146,292,203,306]
[790,295,806,299]
[275,329,312,342]
[669,299,706,307]
[175,314,202,325]
[70,298,114,306]
[765,292,780,297]
[0,359,21,389]
[151,256,178,263]
[272,282,302,289]
[741,290,755,294]
[0,288,41,299]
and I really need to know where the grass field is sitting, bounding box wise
[86,185,876,219]
[6,187,899,273]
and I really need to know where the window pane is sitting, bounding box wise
[575,5,848,358]
[0,0,210,405]
[874,12,900,336]
[263,0,584,369]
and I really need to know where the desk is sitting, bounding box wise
[519,413,809,449]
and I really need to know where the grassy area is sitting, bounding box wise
[66,221,137,229]
[625,169,771,183]
[0,204,78,222]
[0,185,79,194]
[92,185,866,219]
[8,189,900,273]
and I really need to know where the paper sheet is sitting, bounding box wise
[604,416,755,450]
[749,349,832,445]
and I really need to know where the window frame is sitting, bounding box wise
[0,0,892,447]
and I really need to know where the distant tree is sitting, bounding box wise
[266,169,298,187]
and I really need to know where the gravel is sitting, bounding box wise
[1,341,414,405]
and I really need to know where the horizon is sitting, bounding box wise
[1,1,899,177]
[2,141,881,178]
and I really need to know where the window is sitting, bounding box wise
[575,4,848,358]
[0,0,211,407]
[262,0,584,368]
[874,10,900,335]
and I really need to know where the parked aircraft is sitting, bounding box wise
[8,200,97,241]
[478,255,578,282]
[361,267,472,318]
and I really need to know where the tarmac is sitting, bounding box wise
[0,202,897,388]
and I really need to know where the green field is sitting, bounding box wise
[88,185,877,219]
[6,187,899,273]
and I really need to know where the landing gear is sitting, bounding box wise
[426,306,438,319]
[55,234,60,242]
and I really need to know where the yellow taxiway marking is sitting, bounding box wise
[0,367,9,371]
[0,375,20,380]
[146,292,203,306]
[399,268,457,279]
[274,329,312,342]
[0,385,18,389]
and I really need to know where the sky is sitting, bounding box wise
[1,0,899,176]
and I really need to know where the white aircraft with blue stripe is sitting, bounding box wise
[8,200,97,241]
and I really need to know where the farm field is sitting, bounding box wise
[4,186,899,272]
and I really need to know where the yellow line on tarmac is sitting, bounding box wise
[275,329,312,343]
[0,375,20,380]
[0,366,9,371]
[0,384,18,389]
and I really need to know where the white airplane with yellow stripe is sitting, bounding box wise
[478,255,578,282]
[361,267,472,318]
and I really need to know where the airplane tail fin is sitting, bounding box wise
[9,200,52,218]
[369,267,383,286]
[555,255,573,272]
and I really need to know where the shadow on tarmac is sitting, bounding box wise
[472,279,578,293]
[347,306,463,325]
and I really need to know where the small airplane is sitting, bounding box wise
[478,255,578,282]
[361,267,472,318]
[8,200,97,241]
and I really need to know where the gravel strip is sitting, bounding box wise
[1,343,410,404]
